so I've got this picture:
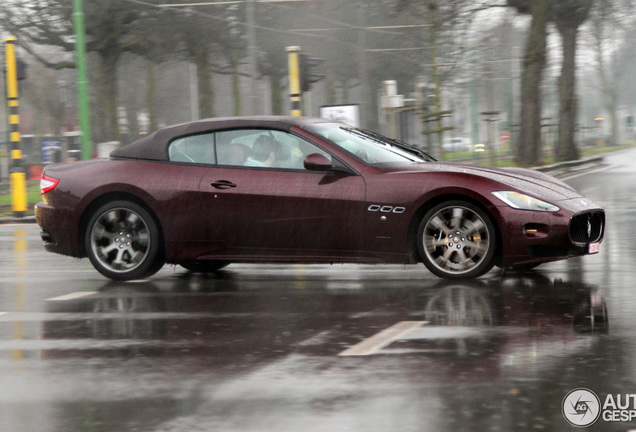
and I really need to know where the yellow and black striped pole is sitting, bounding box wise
[286,46,302,116]
[5,37,28,218]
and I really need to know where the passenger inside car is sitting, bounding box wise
[245,135,280,167]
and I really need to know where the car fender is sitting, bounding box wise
[75,183,164,254]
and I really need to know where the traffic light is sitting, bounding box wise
[299,53,324,92]
[287,46,326,116]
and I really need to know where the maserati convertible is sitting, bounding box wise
[35,116,605,281]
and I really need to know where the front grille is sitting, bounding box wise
[570,211,604,244]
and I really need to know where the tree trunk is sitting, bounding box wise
[556,25,580,161]
[194,50,214,119]
[553,0,593,161]
[270,75,284,115]
[232,63,241,116]
[146,60,158,132]
[607,92,619,146]
[515,0,549,166]
[94,51,120,143]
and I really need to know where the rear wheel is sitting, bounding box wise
[85,201,164,280]
[417,200,496,279]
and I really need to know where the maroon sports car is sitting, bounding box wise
[35,116,605,280]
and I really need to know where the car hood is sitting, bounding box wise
[386,162,585,202]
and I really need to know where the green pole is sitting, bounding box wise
[73,0,92,160]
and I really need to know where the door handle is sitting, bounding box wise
[211,180,237,189]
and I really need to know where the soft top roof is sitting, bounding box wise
[110,116,331,161]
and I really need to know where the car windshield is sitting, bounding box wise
[304,123,434,166]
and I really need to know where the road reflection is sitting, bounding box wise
[424,274,607,333]
[40,270,608,364]
[375,275,609,381]
[30,269,614,432]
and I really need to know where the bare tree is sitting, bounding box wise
[0,0,164,142]
[586,0,636,146]
[162,3,246,119]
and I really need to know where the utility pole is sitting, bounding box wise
[357,3,370,129]
[4,37,28,218]
[73,0,92,160]
[246,0,259,115]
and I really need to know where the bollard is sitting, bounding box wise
[5,37,28,218]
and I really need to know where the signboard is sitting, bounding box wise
[41,139,62,163]
[319,104,360,128]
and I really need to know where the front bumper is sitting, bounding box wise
[497,205,605,268]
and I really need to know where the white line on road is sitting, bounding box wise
[338,321,428,357]
[46,292,97,302]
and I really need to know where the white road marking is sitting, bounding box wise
[338,321,428,357]
[46,292,97,302]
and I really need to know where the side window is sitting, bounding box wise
[215,130,253,166]
[216,129,331,170]
[169,133,215,164]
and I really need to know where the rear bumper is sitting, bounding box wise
[34,201,82,258]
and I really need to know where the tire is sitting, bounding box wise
[417,200,497,279]
[180,261,230,273]
[85,200,164,281]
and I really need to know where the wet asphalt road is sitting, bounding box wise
[1,149,635,432]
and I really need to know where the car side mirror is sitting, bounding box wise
[304,153,333,171]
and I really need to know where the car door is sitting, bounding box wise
[162,131,224,257]
[199,129,367,256]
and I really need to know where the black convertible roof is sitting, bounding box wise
[110,116,331,161]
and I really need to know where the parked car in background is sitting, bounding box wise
[442,137,473,152]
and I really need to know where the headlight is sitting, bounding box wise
[492,191,560,212]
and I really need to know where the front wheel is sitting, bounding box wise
[417,200,497,279]
[85,201,164,280]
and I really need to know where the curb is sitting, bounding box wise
[0,215,36,224]
[534,155,605,178]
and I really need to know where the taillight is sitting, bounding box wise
[40,174,60,194]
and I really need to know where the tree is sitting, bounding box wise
[153,2,250,119]
[553,0,593,162]
[507,0,549,166]
[0,0,162,143]
[389,0,479,148]
[168,7,218,119]
[587,0,636,146]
